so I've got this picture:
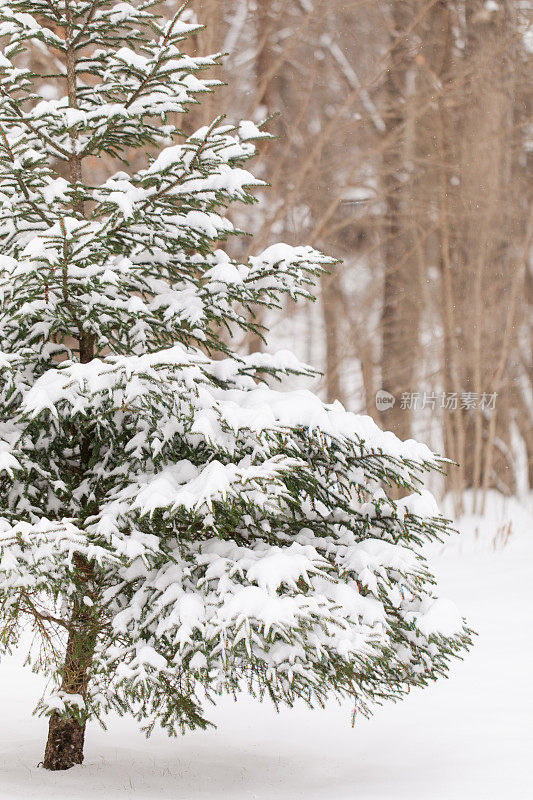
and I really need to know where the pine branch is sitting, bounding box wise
[0,125,53,225]
[72,0,101,46]
[0,88,72,161]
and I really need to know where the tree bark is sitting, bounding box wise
[44,715,86,771]
[321,268,346,405]
[246,0,281,356]
[379,2,422,440]
[42,556,97,770]
[43,702,87,770]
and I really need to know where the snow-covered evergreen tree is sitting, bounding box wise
[0,0,472,771]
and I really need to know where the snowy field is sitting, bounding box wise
[1,492,531,800]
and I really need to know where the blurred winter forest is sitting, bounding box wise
[34,0,532,511]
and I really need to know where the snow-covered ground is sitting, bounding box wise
[1,492,531,799]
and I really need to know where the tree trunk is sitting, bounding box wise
[42,620,97,769]
[43,9,98,770]
[43,709,86,771]
[379,3,422,441]
[321,268,346,405]
[42,554,97,770]
[246,0,283,356]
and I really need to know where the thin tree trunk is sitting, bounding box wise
[321,268,346,404]
[380,2,421,440]
[42,556,97,770]
[43,7,97,768]
[43,402,97,769]
[247,0,280,355]
[43,372,96,769]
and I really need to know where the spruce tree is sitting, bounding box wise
[0,0,472,771]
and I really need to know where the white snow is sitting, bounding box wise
[41,177,70,205]
[396,488,441,518]
[0,494,531,798]
[0,441,20,475]
[128,457,295,515]
[410,597,464,638]
[238,120,267,140]
[114,47,150,71]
